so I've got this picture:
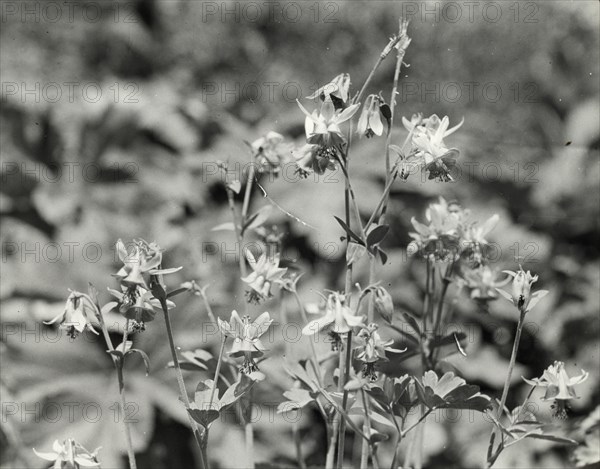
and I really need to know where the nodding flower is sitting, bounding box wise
[113,239,181,289]
[523,361,589,419]
[107,285,175,333]
[33,438,101,468]
[497,265,548,314]
[45,290,99,339]
[302,292,365,350]
[355,323,405,382]
[218,310,273,378]
[402,114,464,182]
[357,94,384,138]
[251,131,294,175]
[297,97,360,147]
[307,73,352,106]
[241,250,287,304]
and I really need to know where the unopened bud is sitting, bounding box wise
[374,287,394,323]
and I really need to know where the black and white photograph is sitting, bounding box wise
[1,1,599,468]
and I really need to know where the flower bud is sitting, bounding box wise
[374,287,394,323]
[510,267,537,311]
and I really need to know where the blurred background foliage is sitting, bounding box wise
[1,1,599,468]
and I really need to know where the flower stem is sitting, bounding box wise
[208,336,226,408]
[336,331,353,469]
[245,390,255,469]
[497,310,527,419]
[292,291,323,387]
[118,320,137,469]
[158,297,208,468]
[486,309,527,468]
[360,389,373,469]
[97,309,138,469]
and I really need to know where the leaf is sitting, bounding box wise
[376,247,388,265]
[219,374,255,409]
[101,301,118,315]
[366,224,389,247]
[278,388,316,412]
[125,349,151,376]
[211,222,235,232]
[523,432,578,445]
[346,242,367,266]
[401,312,421,336]
[333,216,365,246]
[188,407,220,428]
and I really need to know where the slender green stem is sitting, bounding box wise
[360,389,373,469]
[226,187,247,279]
[379,19,409,224]
[486,309,527,468]
[96,308,137,469]
[336,331,353,469]
[118,320,137,469]
[292,291,323,387]
[353,33,403,106]
[242,163,255,221]
[497,310,526,419]
[245,389,255,469]
[158,297,207,468]
[400,408,434,439]
[208,337,226,409]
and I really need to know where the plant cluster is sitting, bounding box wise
[36,19,590,469]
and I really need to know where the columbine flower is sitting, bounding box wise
[297,97,360,147]
[241,250,287,304]
[461,265,511,307]
[357,94,384,138]
[497,265,548,314]
[523,361,589,419]
[373,286,394,323]
[307,73,351,106]
[45,291,99,339]
[355,323,405,382]
[33,438,100,468]
[218,310,273,378]
[293,143,338,177]
[113,239,182,289]
[302,292,365,350]
[108,285,175,333]
[251,131,293,174]
[407,197,463,260]
[403,114,464,182]
[460,214,499,265]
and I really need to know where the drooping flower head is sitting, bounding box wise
[302,292,365,350]
[408,197,464,260]
[357,94,384,138]
[402,114,464,182]
[497,265,548,314]
[45,290,99,339]
[293,143,338,177]
[218,310,273,378]
[307,73,351,107]
[108,285,175,333]
[523,361,589,419]
[297,97,360,147]
[241,250,287,304]
[460,214,499,265]
[355,323,405,382]
[461,265,511,309]
[113,239,181,289]
[33,438,100,469]
[251,131,293,175]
